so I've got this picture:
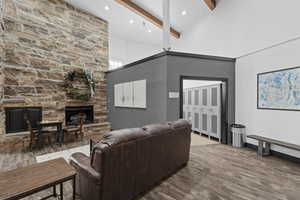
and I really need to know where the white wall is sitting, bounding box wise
[236,39,300,158]
[173,0,300,58]
[109,35,161,66]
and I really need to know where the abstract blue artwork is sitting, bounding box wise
[257,67,300,111]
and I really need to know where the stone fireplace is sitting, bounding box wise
[0,0,110,151]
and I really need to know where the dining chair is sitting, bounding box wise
[24,116,56,149]
[63,114,84,141]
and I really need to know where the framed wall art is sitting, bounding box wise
[257,66,300,111]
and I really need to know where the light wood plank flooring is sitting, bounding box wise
[191,133,219,146]
[1,142,300,200]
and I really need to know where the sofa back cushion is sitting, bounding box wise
[93,128,149,200]
[142,123,174,184]
[171,120,192,166]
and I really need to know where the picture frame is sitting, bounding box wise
[257,66,300,111]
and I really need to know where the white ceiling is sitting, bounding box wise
[65,0,211,46]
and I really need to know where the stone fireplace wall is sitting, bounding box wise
[1,0,6,140]
[0,0,110,151]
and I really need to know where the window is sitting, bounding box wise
[109,60,123,70]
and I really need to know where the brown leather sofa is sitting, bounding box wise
[70,119,191,200]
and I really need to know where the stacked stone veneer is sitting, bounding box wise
[0,0,110,151]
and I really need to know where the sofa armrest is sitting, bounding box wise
[69,152,101,185]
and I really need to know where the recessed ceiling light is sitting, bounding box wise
[104,5,110,11]
[129,19,134,24]
[181,10,187,16]
[148,29,152,33]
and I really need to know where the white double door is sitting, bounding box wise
[183,84,221,141]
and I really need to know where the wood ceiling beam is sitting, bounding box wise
[115,0,180,39]
[203,0,216,10]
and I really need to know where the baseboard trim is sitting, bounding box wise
[246,143,300,164]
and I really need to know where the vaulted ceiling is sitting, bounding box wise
[64,0,213,45]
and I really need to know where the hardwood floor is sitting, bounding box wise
[191,133,219,146]
[1,143,300,200]
[142,145,300,200]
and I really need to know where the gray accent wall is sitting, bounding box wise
[106,56,167,130]
[106,51,235,138]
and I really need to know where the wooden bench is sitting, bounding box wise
[247,135,300,156]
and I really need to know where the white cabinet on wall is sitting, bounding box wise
[114,80,147,108]
[133,80,147,108]
[123,82,133,107]
[114,83,123,107]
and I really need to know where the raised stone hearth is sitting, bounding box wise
[0,0,110,151]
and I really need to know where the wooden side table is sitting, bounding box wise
[0,158,76,200]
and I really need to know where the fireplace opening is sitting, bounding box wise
[65,106,94,126]
[5,107,42,134]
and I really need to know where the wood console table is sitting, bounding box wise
[0,158,76,200]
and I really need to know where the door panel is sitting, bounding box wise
[194,113,199,130]
[187,111,192,123]
[194,90,199,105]
[211,87,218,106]
[183,90,189,120]
[188,90,192,105]
[199,88,209,135]
[183,89,194,127]
[202,114,207,131]
[207,85,221,141]
[211,115,218,134]
[202,89,207,106]
[197,84,221,140]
